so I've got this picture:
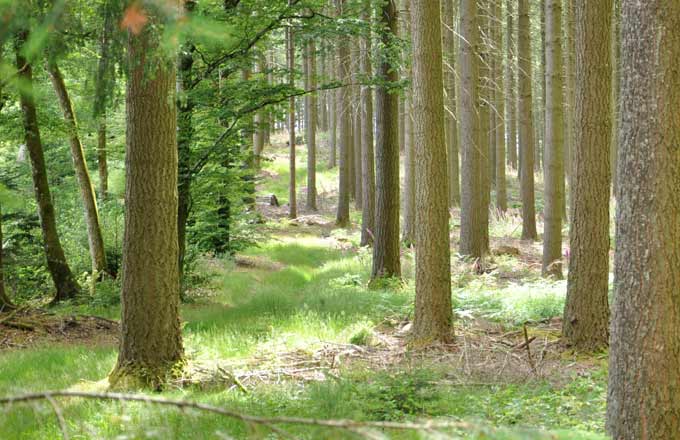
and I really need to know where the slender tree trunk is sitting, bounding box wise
[360,1,375,247]
[607,1,680,437]
[442,0,459,208]
[610,0,621,195]
[14,31,80,303]
[328,52,337,168]
[352,47,363,211]
[304,41,317,211]
[458,0,483,259]
[319,51,329,133]
[371,0,401,280]
[47,62,108,278]
[0,204,12,311]
[563,0,575,214]
[478,0,491,254]
[541,0,564,279]
[401,0,416,247]
[253,55,266,169]
[287,19,297,219]
[505,0,517,171]
[493,0,506,212]
[335,0,351,226]
[411,0,453,344]
[518,0,538,240]
[562,0,611,350]
[109,15,183,390]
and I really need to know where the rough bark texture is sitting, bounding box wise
[48,62,108,278]
[335,0,351,227]
[607,1,680,437]
[563,0,575,212]
[360,1,375,247]
[371,0,401,280]
[541,0,564,278]
[109,21,183,390]
[411,0,453,344]
[517,0,537,240]
[457,0,483,259]
[562,0,611,350]
[14,32,81,303]
[401,0,415,247]
[478,0,490,253]
[304,41,317,211]
[442,0,459,208]
[287,21,297,219]
[493,0,506,212]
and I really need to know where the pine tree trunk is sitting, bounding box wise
[304,41,317,211]
[109,18,183,390]
[518,0,538,240]
[335,0,351,226]
[442,0,459,208]
[401,0,416,247]
[493,0,506,212]
[287,20,297,219]
[563,0,575,214]
[478,0,491,254]
[562,0,611,350]
[411,0,453,344]
[371,0,401,280]
[360,1,376,247]
[505,0,517,171]
[253,56,266,169]
[14,31,81,303]
[93,1,114,201]
[328,52,337,168]
[352,48,363,211]
[47,62,108,278]
[607,1,680,436]
[0,204,13,311]
[457,0,483,259]
[541,0,564,279]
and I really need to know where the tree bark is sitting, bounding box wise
[360,0,375,247]
[541,0,564,279]
[304,41,317,211]
[14,31,81,303]
[253,55,266,169]
[0,204,13,311]
[335,0,351,227]
[442,0,459,208]
[562,0,611,350]
[478,0,491,254]
[607,1,680,437]
[457,0,483,259]
[518,0,538,240]
[410,0,453,344]
[371,0,401,280]
[401,0,415,247]
[109,17,183,390]
[505,0,517,171]
[287,18,297,219]
[352,46,363,211]
[493,0,506,213]
[47,62,108,279]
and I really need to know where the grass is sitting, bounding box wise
[0,141,609,439]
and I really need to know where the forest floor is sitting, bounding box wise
[0,137,609,439]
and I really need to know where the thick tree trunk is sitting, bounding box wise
[401,0,415,247]
[14,31,81,303]
[607,1,680,437]
[478,0,490,254]
[411,0,453,344]
[371,0,401,280]
[442,0,459,208]
[541,0,564,279]
[457,0,483,259]
[109,19,183,390]
[335,0,351,227]
[562,0,611,350]
[287,21,297,219]
[518,0,538,240]
[47,62,108,278]
[304,41,317,211]
[360,1,375,247]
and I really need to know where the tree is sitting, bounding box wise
[14,30,81,303]
[441,0,459,207]
[47,62,108,279]
[458,0,483,259]
[0,204,12,311]
[607,0,680,436]
[401,0,415,246]
[371,0,401,280]
[109,7,183,389]
[253,55,266,169]
[505,0,517,170]
[335,0,351,227]
[304,40,317,211]
[517,0,537,240]
[541,0,564,278]
[287,13,297,219]
[562,0,611,350]
[359,0,375,247]
[410,0,452,344]
[492,0,506,212]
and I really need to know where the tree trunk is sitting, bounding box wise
[14,31,81,303]
[457,0,483,259]
[371,0,401,280]
[253,55,266,169]
[478,0,491,254]
[493,0,506,212]
[505,0,517,171]
[541,0,564,279]
[0,204,13,311]
[352,49,363,211]
[401,0,416,247]
[607,1,680,437]
[335,0,352,227]
[562,0,611,350]
[360,1,375,247]
[287,19,297,219]
[518,0,538,240]
[411,0,453,344]
[47,62,108,279]
[109,18,183,390]
[563,0,575,214]
[304,41,317,211]
[442,0,459,208]
[328,50,338,168]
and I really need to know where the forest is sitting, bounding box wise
[0,0,677,439]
